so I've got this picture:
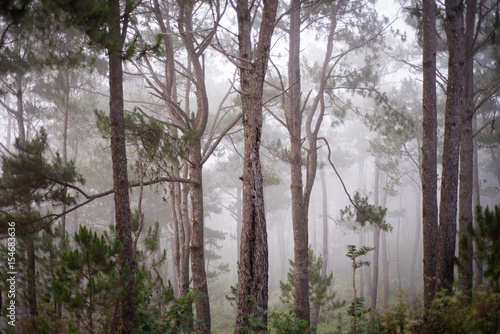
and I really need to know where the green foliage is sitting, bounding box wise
[347,297,367,318]
[205,226,230,282]
[268,308,309,334]
[421,288,500,334]
[280,247,339,312]
[238,305,310,334]
[345,244,374,334]
[0,129,84,235]
[95,109,192,165]
[345,245,374,270]
[52,225,122,332]
[339,192,390,232]
[461,204,500,292]
[157,288,205,333]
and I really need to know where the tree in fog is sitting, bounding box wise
[267,0,386,324]
[131,1,237,330]
[54,0,140,330]
[458,0,500,292]
[421,0,439,305]
[233,0,278,331]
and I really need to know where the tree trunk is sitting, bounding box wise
[286,0,310,325]
[458,0,476,293]
[26,237,37,318]
[436,0,465,294]
[320,167,329,278]
[190,144,211,333]
[14,70,38,322]
[370,155,381,314]
[359,232,365,299]
[234,0,278,331]
[421,0,439,306]
[15,73,25,143]
[108,0,137,331]
[176,2,212,329]
[236,183,242,262]
[381,229,390,305]
[61,68,70,237]
[490,147,500,188]
[370,226,381,312]
[472,115,483,289]
[410,191,422,308]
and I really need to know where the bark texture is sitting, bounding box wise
[286,0,310,325]
[421,0,439,306]
[234,0,278,332]
[176,1,212,329]
[108,0,137,331]
[436,0,465,294]
[458,0,476,292]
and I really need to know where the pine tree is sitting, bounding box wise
[279,247,341,330]
[0,129,84,235]
[53,225,122,333]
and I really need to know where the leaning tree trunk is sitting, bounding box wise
[421,0,439,307]
[234,0,278,332]
[436,0,465,294]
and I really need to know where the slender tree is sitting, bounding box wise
[458,0,477,292]
[53,0,140,330]
[436,0,465,294]
[421,0,439,306]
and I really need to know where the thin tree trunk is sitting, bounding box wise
[176,2,212,328]
[6,108,12,151]
[436,0,465,294]
[472,115,482,289]
[359,232,365,299]
[286,0,310,325]
[236,183,242,262]
[14,70,38,322]
[234,0,278,331]
[320,167,329,278]
[381,229,390,305]
[421,0,439,307]
[61,69,70,236]
[370,153,381,315]
[410,191,422,308]
[370,226,381,311]
[490,147,500,188]
[26,238,37,318]
[190,145,211,333]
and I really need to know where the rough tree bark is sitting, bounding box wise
[436,0,465,294]
[285,0,310,325]
[176,1,212,329]
[458,0,476,293]
[234,0,278,332]
[108,0,137,331]
[421,0,439,307]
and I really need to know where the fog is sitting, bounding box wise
[1,0,499,332]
